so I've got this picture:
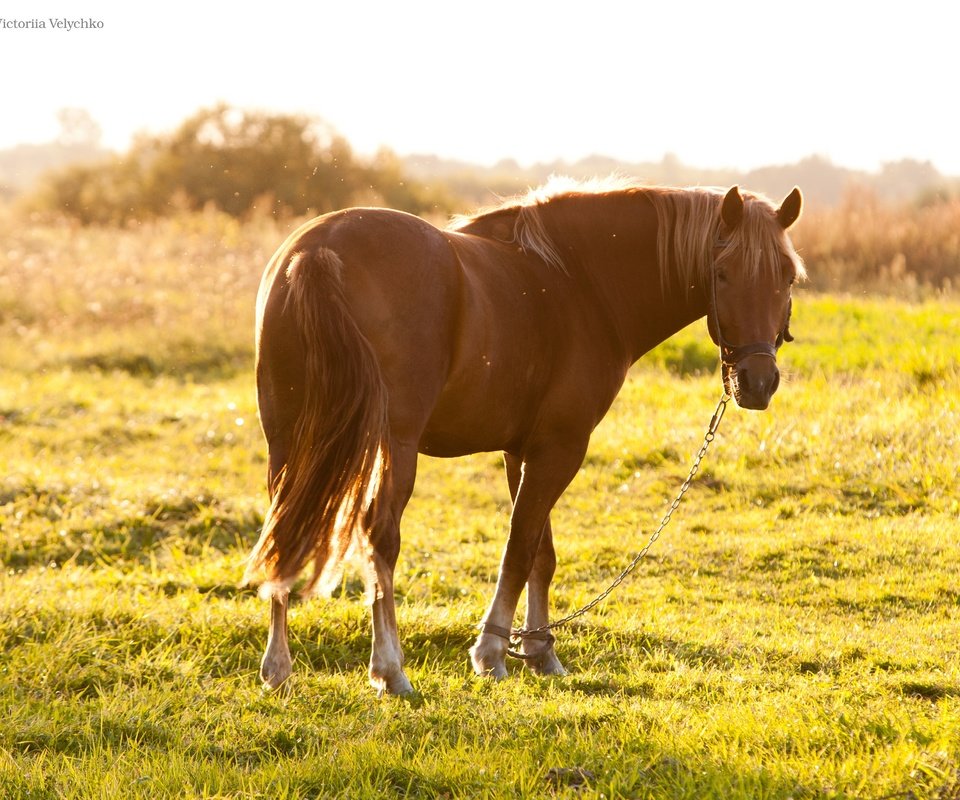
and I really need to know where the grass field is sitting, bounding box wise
[2,216,960,798]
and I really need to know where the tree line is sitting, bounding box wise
[33,132,955,224]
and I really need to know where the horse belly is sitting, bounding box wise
[418,359,543,457]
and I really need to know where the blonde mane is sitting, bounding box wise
[649,186,807,292]
[449,177,806,287]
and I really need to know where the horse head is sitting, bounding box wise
[708,186,803,410]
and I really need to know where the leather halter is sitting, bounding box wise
[706,240,792,368]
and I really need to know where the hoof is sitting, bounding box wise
[370,669,415,697]
[473,661,508,680]
[525,648,568,677]
[470,634,508,679]
[260,655,293,690]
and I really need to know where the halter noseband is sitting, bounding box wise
[707,239,792,369]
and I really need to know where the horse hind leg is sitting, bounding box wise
[261,593,292,689]
[254,301,304,689]
[257,433,416,695]
[367,440,419,696]
[259,443,294,689]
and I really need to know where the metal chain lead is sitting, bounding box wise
[509,392,731,644]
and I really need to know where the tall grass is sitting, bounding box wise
[792,190,960,294]
[0,208,273,375]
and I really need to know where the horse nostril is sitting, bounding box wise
[736,362,779,399]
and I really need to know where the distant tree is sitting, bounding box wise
[0,108,108,200]
[361,148,452,216]
[56,108,102,148]
[28,105,455,223]
[914,181,960,208]
[32,155,147,224]
[875,159,941,202]
[742,155,857,206]
[136,105,371,216]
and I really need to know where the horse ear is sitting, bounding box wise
[721,186,744,229]
[776,187,803,229]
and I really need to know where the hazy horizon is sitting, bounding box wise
[2,1,958,174]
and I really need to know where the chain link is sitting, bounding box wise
[509,392,731,643]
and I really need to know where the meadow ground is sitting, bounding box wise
[1,215,959,798]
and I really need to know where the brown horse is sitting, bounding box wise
[244,179,804,695]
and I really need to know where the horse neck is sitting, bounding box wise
[543,193,708,362]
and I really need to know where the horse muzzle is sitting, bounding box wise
[723,352,780,410]
[719,340,780,410]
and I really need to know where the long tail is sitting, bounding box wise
[244,246,389,598]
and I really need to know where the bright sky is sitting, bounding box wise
[3,1,959,174]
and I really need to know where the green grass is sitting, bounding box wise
[2,216,960,798]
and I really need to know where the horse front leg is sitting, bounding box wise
[501,453,566,676]
[519,520,567,676]
[471,444,585,679]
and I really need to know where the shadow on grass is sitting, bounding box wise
[562,625,737,672]
[900,681,960,701]
[268,617,741,686]
[1,501,262,570]
[9,712,173,757]
[56,339,252,382]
